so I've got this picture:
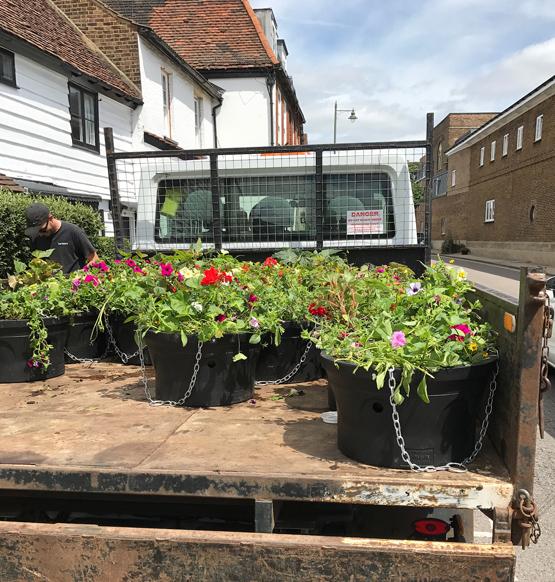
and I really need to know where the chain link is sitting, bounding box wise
[255,341,313,386]
[517,489,542,547]
[104,316,141,364]
[539,291,552,438]
[387,359,499,472]
[138,336,203,407]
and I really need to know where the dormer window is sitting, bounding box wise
[68,83,99,151]
[0,47,16,87]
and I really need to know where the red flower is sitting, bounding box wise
[248,294,258,303]
[201,266,220,286]
[308,303,327,317]
[125,259,137,268]
[215,314,227,322]
[263,257,278,267]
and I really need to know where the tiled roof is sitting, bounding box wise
[103,0,278,70]
[0,0,141,101]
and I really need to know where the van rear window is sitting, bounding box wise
[154,172,394,245]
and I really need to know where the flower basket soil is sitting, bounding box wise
[65,312,107,363]
[321,352,497,468]
[0,317,68,383]
[109,314,151,366]
[145,332,261,407]
[256,322,323,383]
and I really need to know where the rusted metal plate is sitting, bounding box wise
[0,363,512,509]
[0,521,515,582]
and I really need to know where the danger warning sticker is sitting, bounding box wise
[346,209,384,235]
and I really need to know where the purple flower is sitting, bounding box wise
[406,282,422,296]
[249,316,260,329]
[390,331,407,349]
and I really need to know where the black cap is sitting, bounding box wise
[25,203,50,237]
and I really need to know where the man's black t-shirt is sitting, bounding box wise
[32,222,95,274]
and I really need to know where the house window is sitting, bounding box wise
[516,125,523,150]
[441,217,447,236]
[502,133,509,156]
[490,140,496,161]
[534,114,543,142]
[0,47,16,87]
[479,147,485,166]
[485,199,495,223]
[451,169,456,187]
[68,84,99,151]
[161,69,172,138]
[194,96,203,147]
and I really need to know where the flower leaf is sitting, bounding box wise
[232,352,247,362]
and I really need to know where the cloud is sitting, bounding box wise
[250,0,555,142]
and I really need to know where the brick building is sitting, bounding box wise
[431,76,555,266]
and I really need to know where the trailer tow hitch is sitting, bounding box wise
[513,489,541,549]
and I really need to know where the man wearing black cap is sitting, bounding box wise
[25,203,99,274]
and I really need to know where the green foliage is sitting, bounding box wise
[441,237,470,255]
[408,161,424,204]
[0,188,104,278]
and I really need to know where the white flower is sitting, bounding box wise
[192,302,203,312]
[249,316,260,328]
[179,267,195,279]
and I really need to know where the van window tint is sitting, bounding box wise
[155,172,394,244]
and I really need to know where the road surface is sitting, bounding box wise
[447,257,554,582]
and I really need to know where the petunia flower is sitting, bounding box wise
[84,274,99,287]
[390,331,407,349]
[177,272,184,282]
[71,278,81,291]
[308,303,327,317]
[248,294,258,303]
[201,266,221,286]
[191,302,203,312]
[263,257,278,267]
[125,259,137,268]
[448,323,472,341]
[215,314,227,322]
[375,266,386,273]
[406,282,422,296]
[160,263,174,277]
[249,317,260,328]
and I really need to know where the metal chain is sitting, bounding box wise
[387,360,499,472]
[138,337,204,407]
[539,291,553,438]
[517,489,542,547]
[255,341,313,386]
[104,315,141,364]
[64,342,109,365]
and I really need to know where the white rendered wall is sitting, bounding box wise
[138,37,214,149]
[212,77,271,147]
[0,51,135,234]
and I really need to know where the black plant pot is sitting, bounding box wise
[65,312,107,363]
[256,322,323,383]
[109,314,151,366]
[321,352,497,468]
[0,317,68,383]
[145,332,261,407]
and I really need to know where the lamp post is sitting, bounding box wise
[333,101,357,143]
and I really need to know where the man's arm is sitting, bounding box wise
[73,225,98,267]
[86,250,100,265]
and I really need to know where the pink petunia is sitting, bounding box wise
[448,323,472,341]
[84,274,99,287]
[177,272,184,282]
[160,263,174,277]
[390,331,406,349]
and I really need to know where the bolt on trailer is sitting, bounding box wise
[0,118,549,581]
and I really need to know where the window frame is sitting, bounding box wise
[68,83,99,152]
[502,133,509,157]
[484,199,495,223]
[516,125,523,150]
[479,146,485,167]
[161,69,172,139]
[490,140,496,162]
[534,114,543,142]
[0,47,16,87]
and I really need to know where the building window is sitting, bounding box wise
[437,142,443,171]
[485,199,495,223]
[68,83,99,151]
[194,96,203,147]
[534,114,543,142]
[516,125,523,150]
[441,217,447,236]
[490,140,496,161]
[451,169,456,187]
[479,146,485,166]
[161,69,172,138]
[0,47,16,87]
[502,133,509,157]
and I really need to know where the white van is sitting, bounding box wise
[132,150,417,252]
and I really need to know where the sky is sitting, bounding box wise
[250,0,555,143]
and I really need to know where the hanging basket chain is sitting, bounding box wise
[539,291,552,438]
[387,359,499,473]
[255,340,313,386]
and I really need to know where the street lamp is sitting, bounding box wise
[333,101,357,143]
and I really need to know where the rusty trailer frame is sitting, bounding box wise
[0,269,547,581]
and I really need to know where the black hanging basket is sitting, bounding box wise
[109,313,151,366]
[321,352,497,468]
[256,322,323,383]
[65,312,107,363]
[145,332,261,407]
[0,317,68,383]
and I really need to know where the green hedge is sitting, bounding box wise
[0,189,112,278]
